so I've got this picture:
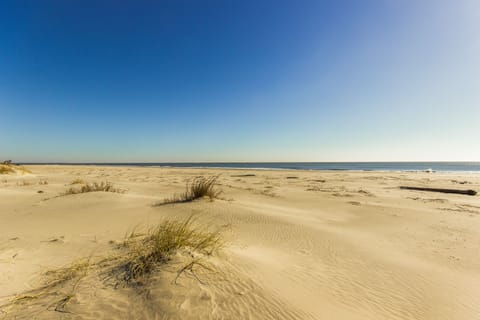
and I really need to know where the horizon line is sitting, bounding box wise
[17,161,480,164]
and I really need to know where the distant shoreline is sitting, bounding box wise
[20,162,480,173]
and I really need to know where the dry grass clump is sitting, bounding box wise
[60,181,123,196]
[160,176,222,205]
[17,180,33,186]
[70,178,85,185]
[44,259,90,288]
[0,164,31,175]
[1,218,223,315]
[2,259,90,314]
[119,216,222,284]
[0,164,15,174]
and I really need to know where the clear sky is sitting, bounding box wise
[1,0,479,162]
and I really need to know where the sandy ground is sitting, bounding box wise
[1,165,480,319]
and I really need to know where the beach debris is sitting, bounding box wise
[50,294,74,313]
[42,236,65,243]
[400,186,477,196]
[451,180,470,185]
[358,189,375,197]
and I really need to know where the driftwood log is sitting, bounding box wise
[400,186,477,196]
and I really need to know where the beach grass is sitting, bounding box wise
[159,176,221,205]
[5,258,90,313]
[44,258,90,288]
[0,164,31,175]
[60,181,123,196]
[70,178,85,185]
[120,216,222,284]
[0,165,15,174]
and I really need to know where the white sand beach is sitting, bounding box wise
[1,165,480,319]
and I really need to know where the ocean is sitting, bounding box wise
[27,162,480,173]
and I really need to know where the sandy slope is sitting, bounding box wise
[1,165,480,319]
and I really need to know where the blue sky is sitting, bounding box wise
[1,0,479,162]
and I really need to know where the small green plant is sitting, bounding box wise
[159,176,221,205]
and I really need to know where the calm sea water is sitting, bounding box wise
[31,162,480,172]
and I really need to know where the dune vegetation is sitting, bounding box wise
[70,178,85,185]
[0,163,31,175]
[1,216,222,315]
[60,181,123,196]
[3,258,91,314]
[118,216,222,285]
[159,176,222,205]
[0,165,15,174]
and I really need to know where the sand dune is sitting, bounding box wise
[1,165,480,319]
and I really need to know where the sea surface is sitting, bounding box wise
[27,162,480,172]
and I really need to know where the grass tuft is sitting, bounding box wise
[119,216,222,284]
[2,259,90,313]
[44,259,90,288]
[17,180,35,186]
[60,181,123,196]
[159,176,221,205]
